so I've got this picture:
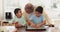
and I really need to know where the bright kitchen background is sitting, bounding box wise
[0,0,60,28]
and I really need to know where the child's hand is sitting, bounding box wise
[14,22,22,28]
[15,24,23,28]
[31,23,36,28]
[26,21,30,26]
[12,21,18,24]
[36,24,41,28]
[14,22,18,24]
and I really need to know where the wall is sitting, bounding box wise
[0,0,4,20]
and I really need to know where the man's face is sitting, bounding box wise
[25,7,34,13]
[35,11,41,17]
[25,4,34,14]
[16,10,22,18]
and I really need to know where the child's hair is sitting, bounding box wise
[35,6,43,14]
[14,8,21,15]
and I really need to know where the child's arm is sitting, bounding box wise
[36,20,46,28]
[27,20,36,28]
[14,21,23,28]
[36,15,46,28]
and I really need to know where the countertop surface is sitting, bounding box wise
[0,26,60,32]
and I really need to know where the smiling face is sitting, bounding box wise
[25,3,34,14]
[35,6,43,17]
[16,10,22,18]
[35,11,41,17]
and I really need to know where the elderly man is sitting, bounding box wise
[23,3,35,26]
[23,3,34,20]
[23,3,35,32]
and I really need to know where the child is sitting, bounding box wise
[10,8,26,32]
[28,6,46,29]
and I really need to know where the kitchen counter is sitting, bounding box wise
[0,26,16,32]
[0,26,26,32]
[0,26,60,32]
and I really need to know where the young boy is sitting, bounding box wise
[28,6,46,29]
[10,8,26,32]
